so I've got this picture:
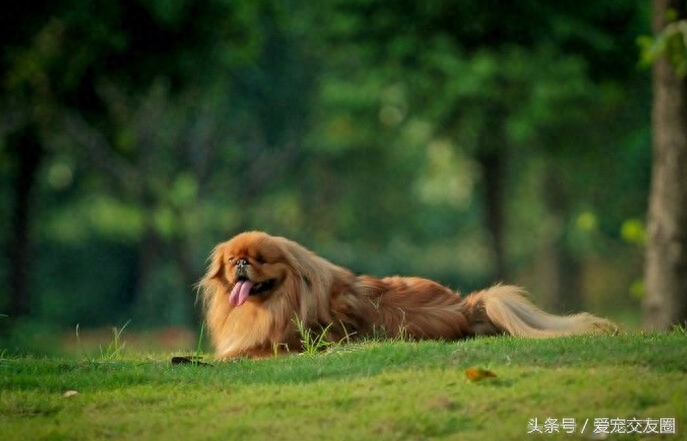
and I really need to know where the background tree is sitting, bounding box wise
[0,1,655,348]
[641,0,687,330]
[306,0,649,310]
[1,0,262,324]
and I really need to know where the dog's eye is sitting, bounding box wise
[255,254,266,264]
[227,256,235,263]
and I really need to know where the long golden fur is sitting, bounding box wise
[199,231,617,359]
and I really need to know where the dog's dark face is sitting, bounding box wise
[207,231,293,306]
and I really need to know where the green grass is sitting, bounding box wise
[1,332,685,441]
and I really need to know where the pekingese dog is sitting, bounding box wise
[199,231,617,359]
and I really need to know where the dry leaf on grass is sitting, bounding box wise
[465,367,497,382]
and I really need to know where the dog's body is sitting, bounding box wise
[199,231,616,359]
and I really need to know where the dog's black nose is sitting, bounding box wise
[235,258,249,279]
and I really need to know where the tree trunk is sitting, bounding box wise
[171,232,204,328]
[476,107,508,282]
[479,151,507,281]
[643,0,687,330]
[535,166,583,313]
[6,127,43,318]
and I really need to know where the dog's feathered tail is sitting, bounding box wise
[463,284,618,338]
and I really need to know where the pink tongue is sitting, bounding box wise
[229,280,253,307]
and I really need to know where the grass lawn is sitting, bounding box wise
[1,332,685,441]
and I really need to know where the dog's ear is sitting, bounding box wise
[204,245,225,280]
[276,237,310,279]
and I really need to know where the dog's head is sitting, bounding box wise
[203,231,299,307]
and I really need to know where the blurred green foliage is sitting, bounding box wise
[638,7,687,77]
[1,0,651,336]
